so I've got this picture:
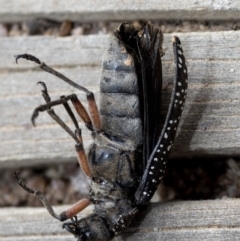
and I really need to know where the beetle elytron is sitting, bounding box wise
[15,22,188,240]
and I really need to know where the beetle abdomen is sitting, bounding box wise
[100,34,142,147]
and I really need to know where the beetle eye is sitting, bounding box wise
[80,230,93,241]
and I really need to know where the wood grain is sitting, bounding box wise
[1,0,240,22]
[1,199,240,240]
[1,31,240,167]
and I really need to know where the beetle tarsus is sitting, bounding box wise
[14,171,35,195]
[37,81,51,103]
[14,54,41,65]
[31,109,39,127]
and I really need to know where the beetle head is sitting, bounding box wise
[63,214,114,241]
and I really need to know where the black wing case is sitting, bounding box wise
[137,23,163,170]
[135,36,188,205]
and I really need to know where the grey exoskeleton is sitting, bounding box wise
[15,22,188,241]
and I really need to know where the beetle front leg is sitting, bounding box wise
[14,172,90,221]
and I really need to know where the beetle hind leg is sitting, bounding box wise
[15,171,90,221]
[15,54,101,131]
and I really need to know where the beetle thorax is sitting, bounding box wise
[89,177,138,235]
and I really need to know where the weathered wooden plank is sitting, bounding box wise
[1,199,240,240]
[0,0,240,23]
[1,31,240,70]
[1,31,240,167]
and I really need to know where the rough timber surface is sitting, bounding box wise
[1,31,240,168]
[1,0,240,22]
[1,199,240,240]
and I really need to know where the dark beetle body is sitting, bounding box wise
[66,23,187,240]
[15,22,188,241]
[85,32,144,238]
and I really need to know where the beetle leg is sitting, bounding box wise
[32,92,93,131]
[15,54,101,131]
[37,82,93,179]
[15,54,90,93]
[32,91,100,132]
[86,92,101,131]
[14,171,91,221]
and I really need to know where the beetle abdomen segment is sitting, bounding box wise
[101,116,142,146]
[100,34,139,95]
[100,93,140,118]
[100,34,142,147]
[100,69,139,94]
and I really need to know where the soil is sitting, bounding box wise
[1,19,240,37]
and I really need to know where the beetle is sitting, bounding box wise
[14,22,188,240]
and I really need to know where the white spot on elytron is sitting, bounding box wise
[184,68,187,73]
[164,132,168,139]
[176,92,180,96]
[159,177,162,180]
[178,82,182,86]
[147,194,150,196]
[163,162,166,164]
[178,63,182,68]
[160,144,163,148]
[178,50,182,55]
[151,166,155,169]
[169,120,173,124]
[170,141,173,144]
[163,151,166,154]
[149,171,153,175]
[183,95,186,99]
[178,57,182,63]
[167,145,172,151]
[174,127,177,130]
[143,192,147,195]
[181,89,184,93]
[161,158,163,160]
[185,78,188,83]
[175,100,178,103]
[179,100,183,104]
[174,120,177,123]
[157,149,160,152]
[152,179,156,183]
[167,127,170,130]
[154,157,158,161]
